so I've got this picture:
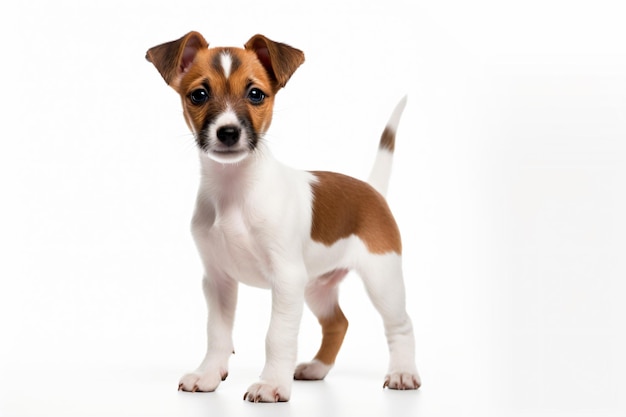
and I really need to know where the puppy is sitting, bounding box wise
[146,32,420,402]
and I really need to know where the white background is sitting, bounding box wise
[1,1,625,416]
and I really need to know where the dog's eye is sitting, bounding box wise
[189,88,209,105]
[247,88,265,105]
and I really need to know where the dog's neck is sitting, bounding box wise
[197,143,277,207]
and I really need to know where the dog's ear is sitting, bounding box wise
[244,34,305,90]
[146,31,209,90]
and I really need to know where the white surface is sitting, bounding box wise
[1,1,626,416]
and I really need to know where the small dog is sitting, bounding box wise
[146,32,420,402]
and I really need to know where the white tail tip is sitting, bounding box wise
[387,95,408,132]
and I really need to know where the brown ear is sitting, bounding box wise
[146,31,209,89]
[244,34,305,90]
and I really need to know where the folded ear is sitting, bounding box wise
[244,34,305,90]
[146,31,209,90]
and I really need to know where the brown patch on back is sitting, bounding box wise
[380,127,396,151]
[310,171,402,254]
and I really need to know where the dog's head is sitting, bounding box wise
[146,32,304,164]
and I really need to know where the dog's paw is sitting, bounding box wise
[243,381,289,403]
[178,370,228,393]
[294,360,332,380]
[383,372,421,390]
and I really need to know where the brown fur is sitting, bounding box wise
[379,126,396,151]
[310,171,402,254]
[313,304,349,366]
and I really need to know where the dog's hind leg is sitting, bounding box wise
[357,253,421,390]
[294,269,349,380]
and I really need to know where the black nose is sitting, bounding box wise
[216,125,241,147]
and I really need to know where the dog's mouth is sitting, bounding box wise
[206,147,250,164]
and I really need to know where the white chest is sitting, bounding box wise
[191,154,318,288]
[193,204,273,288]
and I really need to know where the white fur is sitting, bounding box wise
[220,52,233,78]
[179,100,419,401]
[387,95,408,132]
[367,149,394,196]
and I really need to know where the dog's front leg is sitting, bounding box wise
[244,264,306,403]
[179,270,237,392]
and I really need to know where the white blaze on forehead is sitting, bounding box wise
[220,52,233,78]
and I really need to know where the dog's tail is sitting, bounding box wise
[367,96,407,197]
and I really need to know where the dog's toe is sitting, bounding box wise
[243,381,289,403]
[383,372,421,390]
[178,370,226,392]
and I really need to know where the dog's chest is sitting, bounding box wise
[194,204,273,288]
